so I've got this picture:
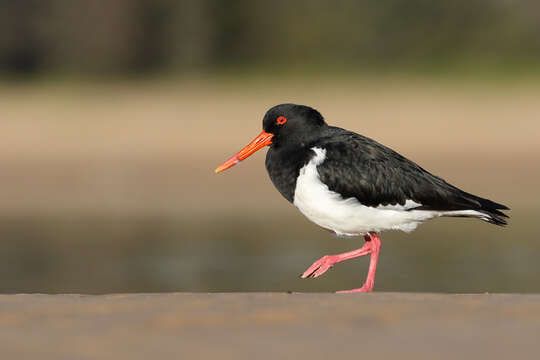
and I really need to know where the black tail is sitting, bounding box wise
[470,196,510,226]
[430,190,511,226]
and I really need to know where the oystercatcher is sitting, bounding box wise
[215,104,509,293]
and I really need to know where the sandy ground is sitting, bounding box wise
[1,81,538,357]
[1,80,538,216]
[1,293,539,360]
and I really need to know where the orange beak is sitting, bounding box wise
[215,131,274,173]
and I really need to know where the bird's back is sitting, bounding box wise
[313,126,509,226]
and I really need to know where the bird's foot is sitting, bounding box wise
[300,241,374,279]
[300,255,340,279]
[336,282,374,293]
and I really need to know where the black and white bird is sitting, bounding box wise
[215,104,509,293]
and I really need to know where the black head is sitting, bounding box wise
[215,104,327,173]
[262,104,327,148]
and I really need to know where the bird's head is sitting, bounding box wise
[215,104,326,173]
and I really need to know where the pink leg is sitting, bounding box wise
[337,232,382,293]
[301,236,373,279]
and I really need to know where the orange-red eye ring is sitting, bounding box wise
[276,116,287,125]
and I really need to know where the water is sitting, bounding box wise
[0,209,537,294]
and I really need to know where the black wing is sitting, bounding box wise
[314,128,509,225]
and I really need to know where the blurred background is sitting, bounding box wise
[1,0,539,294]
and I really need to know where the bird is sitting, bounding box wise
[215,104,509,293]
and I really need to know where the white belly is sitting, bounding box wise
[292,148,442,236]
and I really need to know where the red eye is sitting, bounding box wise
[276,116,287,125]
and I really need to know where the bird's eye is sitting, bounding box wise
[276,116,287,125]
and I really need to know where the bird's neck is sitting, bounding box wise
[265,144,313,203]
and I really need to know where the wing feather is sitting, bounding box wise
[314,128,509,225]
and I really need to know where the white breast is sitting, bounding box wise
[293,147,446,236]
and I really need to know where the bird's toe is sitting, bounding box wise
[301,255,336,279]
